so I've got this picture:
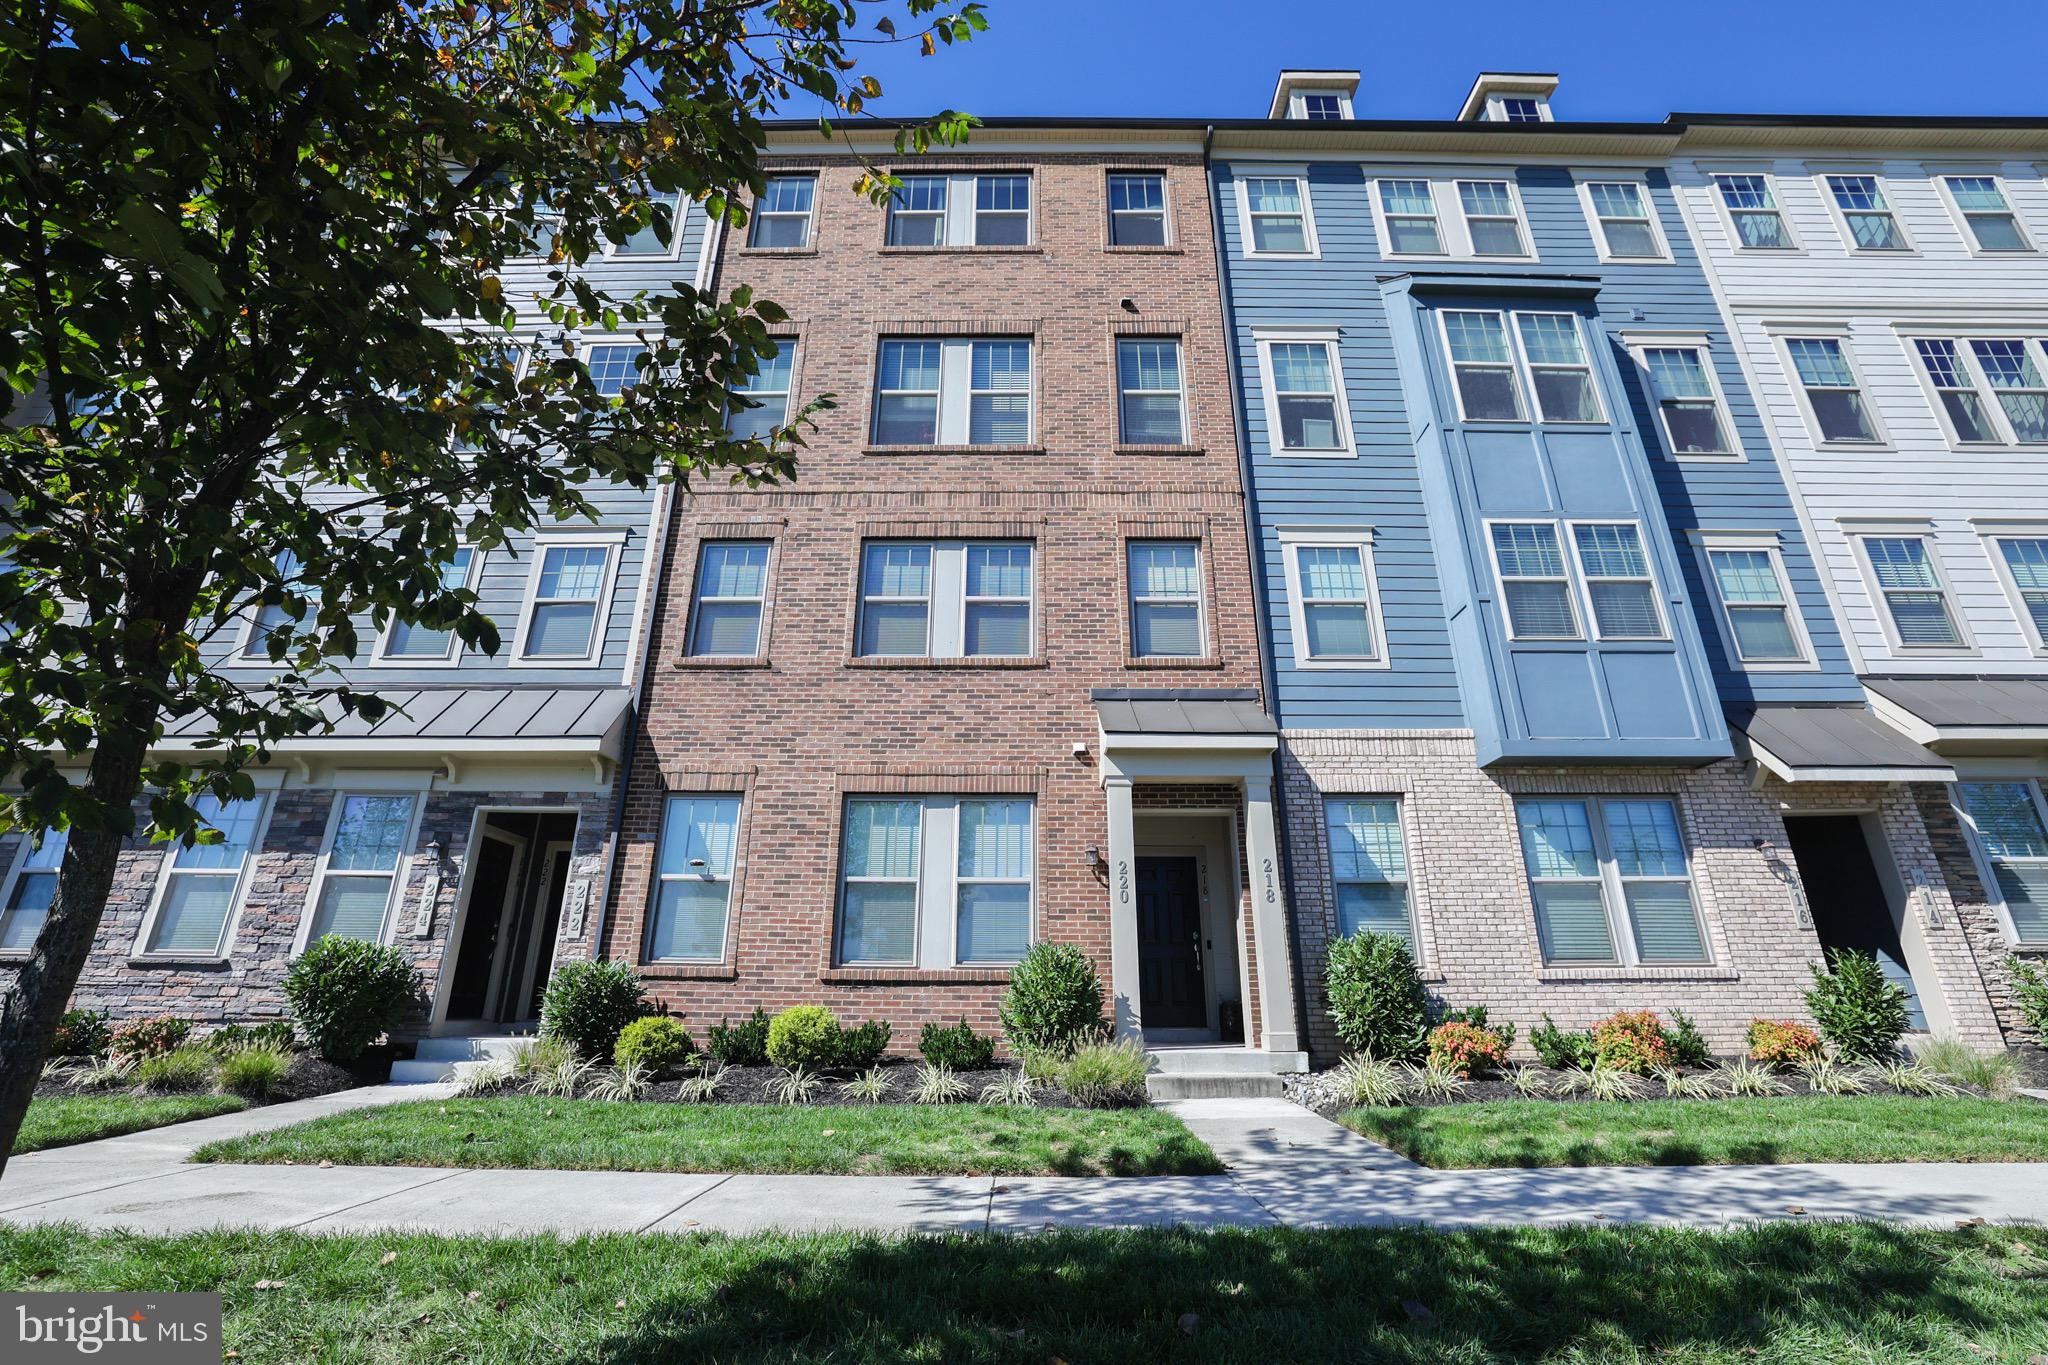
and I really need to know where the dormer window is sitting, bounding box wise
[1296,91,1348,121]
[1500,98,1543,123]
[1268,70,1361,122]
[1456,73,1560,124]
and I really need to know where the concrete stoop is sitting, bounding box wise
[1144,1045,1308,1101]
[389,1034,533,1085]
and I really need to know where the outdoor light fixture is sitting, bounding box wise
[1084,845,1108,878]
[1071,740,1089,759]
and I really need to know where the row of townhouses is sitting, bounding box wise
[9,71,2048,1081]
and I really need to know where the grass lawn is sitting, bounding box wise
[1342,1095,2048,1169]
[192,1098,1222,1177]
[14,1094,248,1155]
[3,1221,2044,1362]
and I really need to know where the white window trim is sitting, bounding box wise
[1105,169,1173,248]
[724,335,797,437]
[1809,165,1918,256]
[1621,331,1743,462]
[1974,520,2048,657]
[1930,170,2037,257]
[1846,525,1976,657]
[870,336,1035,447]
[833,795,1038,969]
[1232,165,1320,260]
[521,190,693,263]
[1451,175,1538,261]
[1278,527,1390,671]
[1895,326,2048,450]
[1771,328,1892,451]
[294,790,427,953]
[1511,310,1607,426]
[1487,93,1552,123]
[233,548,317,663]
[1115,336,1189,444]
[1566,519,1670,642]
[132,791,278,959]
[0,828,65,953]
[1126,538,1208,659]
[1700,165,1804,254]
[1322,794,1421,957]
[1517,795,1711,969]
[686,539,773,660]
[1251,327,1355,458]
[1437,309,1527,425]
[1952,780,2048,947]
[1688,530,1818,671]
[885,171,1035,248]
[1365,174,1450,261]
[1288,89,1354,120]
[748,174,818,250]
[647,793,742,964]
[510,529,628,668]
[1483,518,1583,642]
[1573,170,1674,264]
[370,547,483,668]
[1366,169,1536,263]
[856,539,1037,661]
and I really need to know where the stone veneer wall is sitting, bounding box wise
[1911,783,2046,1043]
[1279,730,2008,1063]
[0,781,615,1027]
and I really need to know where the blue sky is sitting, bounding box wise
[814,0,2048,123]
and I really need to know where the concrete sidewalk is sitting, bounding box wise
[3,1091,2044,1237]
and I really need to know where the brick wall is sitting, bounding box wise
[1912,783,2043,1043]
[602,147,1267,1050]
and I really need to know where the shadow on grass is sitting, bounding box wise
[1354,1108,1789,1170]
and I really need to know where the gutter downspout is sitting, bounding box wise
[1202,125,1311,1056]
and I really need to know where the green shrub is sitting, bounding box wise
[1059,1040,1150,1108]
[708,1007,772,1067]
[2004,956,2048,1039]
[135,1045,216,1092]
[835,1019,892,1070]
[204,1021,296,1055]
[109,1015,192,1060]
[1805,950,1910,1061]
[1324,931,1429,1062]
[216,1044,291,1099]
[1919,1035,2020,1097]
[766,1006,843,1069]
[538,960,647,1062]
[1663,1010,1712,1069]
[1592,1010,1673,1075]
[918,1019,994,1071]
[1434,1004,1516,1053]
[998,942,1105,1056]
[1746,1018,1823,1068]
[52,1008,111,1058]
[282,936,422,1063]
[613,1016,694,1077]
[1530,1015,1597,1070]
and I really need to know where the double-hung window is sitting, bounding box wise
[1116,338,1187,444]
[1572,523,1665,640]
[0,827,66,952]
[973,175,1031,245]
[1712,173,1792,250]
[1324,798,1414,944]
[687,541,771,657]
[1490,523,1579,639]
[142,794,268,956]
[726,338,795,441]
[1970,340,2048,443]
[518,539,617,662]
[886,173,1032,247]
[1992,537,2048,649]
[1239,173,1315,255]
[749,175,816,248]
[1913,338,2048,446]
[1282,536,1383,665]
[1296,91,1348,120]
[618,189,685,256]
[242,549,316,660]
[885,175,948,246]
[1958,782,2048,943]
[1442,311,1524,421]
[1258,336,1350,454]
[378,549,479,664]
[1823,174,1909,252]
[1107,172,1168,246]
[1516,797,1707,966]
[1499,97,1543,123]
[1785,337,1879,443]
[303,793,418,944]
[1516,313,1603,423]
[1441,310,1604,425]
[1858,534,1964,649]
[1581,179,1666,259]
[1640,344,1734,456]
[1914,339,2003,445]
[857,540,1034,659]
[1700,540,1809,664]
[583,342,641,397]
[1127,540,1204,658]
[1940,175,2031,253]
[836,795,1035,967]
[648,795,741,961]
[1456,180,1529,256]
[1377,180,1444,254]
[871,338,1032,446]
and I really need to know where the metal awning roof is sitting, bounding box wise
[1864,677,2048,748]
[1729,704,1954,783]
[1092,688,1277,737]
[158,686,634,756]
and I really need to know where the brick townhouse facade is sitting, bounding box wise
[599,124,1305,1063]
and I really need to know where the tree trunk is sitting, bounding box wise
[0,727,152,1176]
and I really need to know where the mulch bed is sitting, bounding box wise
[1286,1061,2009,1114]
[478,1057,1088,1108]
[2014,1043,2048,1091]
[35,1050,380,1107]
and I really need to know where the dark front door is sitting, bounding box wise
[446,832,522,1021]
[1783,815,1927,1029]
[1136,855,1206,1029]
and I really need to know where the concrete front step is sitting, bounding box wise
[413,1034,534,1064]
[1145,1073,1286,1101]
[1146,1046,1309,1076]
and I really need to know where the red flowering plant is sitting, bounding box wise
[1591,1010,1673,1075]
[1427,1019,1512,1078]
[1746,1018,1823,1068]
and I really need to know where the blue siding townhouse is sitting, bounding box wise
[1215,72,1956,1059]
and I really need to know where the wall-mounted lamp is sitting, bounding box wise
[1084,845,1109,879]
[1070,741,1089,759]
[1119,297,1139,313]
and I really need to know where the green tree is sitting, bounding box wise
[0,0,986,1169]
